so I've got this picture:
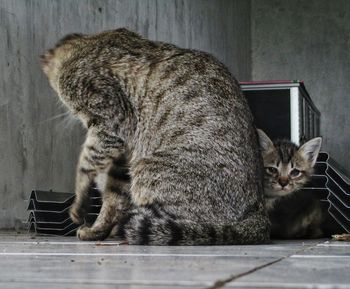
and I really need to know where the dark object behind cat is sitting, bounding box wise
[40,28,270,245]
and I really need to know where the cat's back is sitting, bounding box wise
[114,34,265,220]
[139,46,258,172]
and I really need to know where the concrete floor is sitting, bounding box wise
[0,232,349,289]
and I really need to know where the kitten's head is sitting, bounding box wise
[257,129,322,199]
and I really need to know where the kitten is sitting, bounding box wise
[257,129,330,238]
[257,129,322,209]
[40,28,270,245]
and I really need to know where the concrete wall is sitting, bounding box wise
[0,0,251,228]
[251,0,350,173]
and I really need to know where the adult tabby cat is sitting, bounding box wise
[40,28,269,245]
[257,129,343,238]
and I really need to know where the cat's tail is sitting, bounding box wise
[116,203,270,245]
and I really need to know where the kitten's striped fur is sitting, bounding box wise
[257,129,328,238]
[40,29,269,245]
[257,129,322,209]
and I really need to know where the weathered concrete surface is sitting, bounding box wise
[0,233,349,289]
[0,0,251,228]
[252,0,350,174]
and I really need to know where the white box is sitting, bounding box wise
[240,80,320,146]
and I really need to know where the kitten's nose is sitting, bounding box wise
[278,177,289,188]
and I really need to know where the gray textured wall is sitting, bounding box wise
[0,0,251,228]
[252,0,350,173]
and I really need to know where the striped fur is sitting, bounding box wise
[41,29,270,245]
[117,204,269,245]
[257,129,322,209]
[257,129,331,239]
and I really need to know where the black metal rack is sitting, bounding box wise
[27,188,101,236]
[318,152,350,232]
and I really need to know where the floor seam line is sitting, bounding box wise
[204,242,318,289]
[204,256,285,289]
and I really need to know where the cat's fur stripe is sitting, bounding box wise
[117,206,269,245]
[41,28,269,245]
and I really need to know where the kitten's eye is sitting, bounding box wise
[290,169,301,178]
[266,167,278,174]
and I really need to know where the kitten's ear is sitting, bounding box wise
[298,137,322,167]
[257,129,274,153]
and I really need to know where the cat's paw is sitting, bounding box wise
[69,205,86,225]
[77,225,93,240]
[77,225,109,241]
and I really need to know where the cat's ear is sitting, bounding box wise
[40,49,54,74]
[256,129,274,153]
[298,137,322,167]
